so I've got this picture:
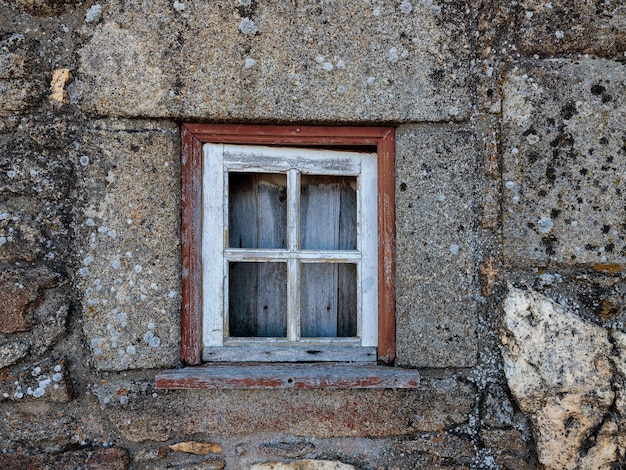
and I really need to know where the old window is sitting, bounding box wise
[156,125,419,389]
[203,144,378,362]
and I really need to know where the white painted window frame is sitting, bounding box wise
[202,143,378,362]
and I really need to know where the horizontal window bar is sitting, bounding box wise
[203,345,375,363]
[225,249,361,262]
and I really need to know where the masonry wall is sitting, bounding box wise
[0,1,624,468]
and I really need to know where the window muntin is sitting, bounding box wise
[203,144,378,362]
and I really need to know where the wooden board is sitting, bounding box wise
[228,262,287,337]
[203,345,375,362]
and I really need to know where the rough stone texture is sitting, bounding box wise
[0,33,46,117]
[77,120,181,371]
[0,266,56,333]
[0,448,130,469]
[481,428,535,470]
[395,124,480,368]
[3,0,626,467]
[258,442,315,459]
[135,457,225,470]
[0,202,45,262]
[91,376,474,441]
[0,340,29,368]
[234,435,422,470]
[251,461,354,470]
[0,264,70,396]
[394,432,475,465]
[614,331,626,464]
[0,356,71,402]
[481,383,515,428]
[3,409,77,449]
[501,287,619,469]
[478,0,626,59]
[0,132,77,265]
[502,59,626,268]
[0,280,69,367]
[77,0,471,122]
[507,270,626,332]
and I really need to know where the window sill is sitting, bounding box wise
[155,363,420,390]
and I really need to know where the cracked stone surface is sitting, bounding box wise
[501,287,620,469]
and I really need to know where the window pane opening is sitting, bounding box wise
[300,175,357,250]
[228,172,287,249]
[228,261,287,338]
[301,263,357,338]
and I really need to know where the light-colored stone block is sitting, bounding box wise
[77,0,470,122]
[501,287,617,469]
[395,124,480,368]
[77,120,181,371]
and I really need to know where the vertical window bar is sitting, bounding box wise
[222,169,231,338]
[359,153,379,347]
[287,169,300,342]
[202,143,226,347]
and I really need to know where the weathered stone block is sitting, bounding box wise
[0,448,130,470]
[0,357,71,402]
[479,1,626,58]
[251,461,353,470]
[507,0,626,57]
[92,376,474,441]
[3,410,76,448]
[0,135,75,199]
[0,33,46,115]
[395,432,475,462]
[482,383,515,428]
[0,341,29,368]
[0,134,76,263]
[501,287,618,469]
[0,200,48,262]
[258,442,315,459]
[78,120,181,371]
[134,443,225,470]
[613,331,626,441]
[77,0,470,122]
[508,271,626,330]
[395,124,480,368]
[0,266,56,333]
[502,59,626,268]
[481,429,535,470]
[137,460,224,470]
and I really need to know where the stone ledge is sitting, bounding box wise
[156,363,420,390]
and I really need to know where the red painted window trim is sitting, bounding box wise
[180,124,396,365]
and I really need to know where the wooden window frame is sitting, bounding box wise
[203,144,379,362]
[180,124,396,365]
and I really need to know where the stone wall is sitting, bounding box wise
[0,0,624,468]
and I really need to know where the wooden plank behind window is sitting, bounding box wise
[229,262,287,337]
[300,176,357,338]
[300,176,356,250]
[228,173,287,249]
